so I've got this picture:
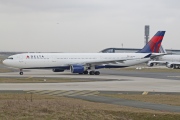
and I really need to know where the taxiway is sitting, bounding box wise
[0,69,179,92]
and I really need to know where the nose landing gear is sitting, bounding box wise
[19,72,23,75]
[19,69,23,75]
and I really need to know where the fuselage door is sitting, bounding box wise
[18,55,26,64]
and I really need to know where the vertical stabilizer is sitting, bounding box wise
[137,31,166,53]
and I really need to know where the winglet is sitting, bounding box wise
[137,31,166,53]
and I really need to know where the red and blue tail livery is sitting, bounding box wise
[137,31,166,53]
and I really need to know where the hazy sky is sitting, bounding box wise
[0,0,180,52]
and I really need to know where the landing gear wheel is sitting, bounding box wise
[94,71,100,75]
[89,71,95,75]
[19,72,23,75]
[83,71,88,74]
[173,65,176,69]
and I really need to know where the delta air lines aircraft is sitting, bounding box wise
[3,31,165,75]
[147,46,180,69]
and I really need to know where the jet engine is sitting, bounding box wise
[147,62,154,67]
[70,65,85,73]
[166,63,174,68]
[52,68,64,72]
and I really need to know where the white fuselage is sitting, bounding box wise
[148,54,180,68]
[159,55,180,62]
[3,53,151,69]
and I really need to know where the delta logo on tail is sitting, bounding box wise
[137,31,166,53]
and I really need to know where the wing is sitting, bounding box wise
[67,58,132,66]
[69,54,152,66]
[85,58,136,65]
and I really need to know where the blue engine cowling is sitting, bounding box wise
[70,65,84,73]
[52,68,64,72]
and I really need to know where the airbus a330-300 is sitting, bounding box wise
[3,31,166,75]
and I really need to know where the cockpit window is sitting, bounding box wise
[7,57,13,60]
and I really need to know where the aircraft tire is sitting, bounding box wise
[95,71,100,75]
[89,71,95,75]
[83,71,88,74]
[19,72,23,75]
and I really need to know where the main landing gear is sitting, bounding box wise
[19,69,23,75]
[78,71,100,75]
[83,71,88,74]
[173,65,180,69]
[89,71,100,75]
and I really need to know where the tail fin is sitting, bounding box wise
[137,31,166,53]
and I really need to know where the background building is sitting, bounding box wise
[100,25,180,55]
[100,47,180,55]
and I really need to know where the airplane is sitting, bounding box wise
[3,31,165,75]
[147,46,180,69]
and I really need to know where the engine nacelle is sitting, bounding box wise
[147,62,154,67]
[166,63,174,68]
[70,65,84,73]
[52,68,64,72]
